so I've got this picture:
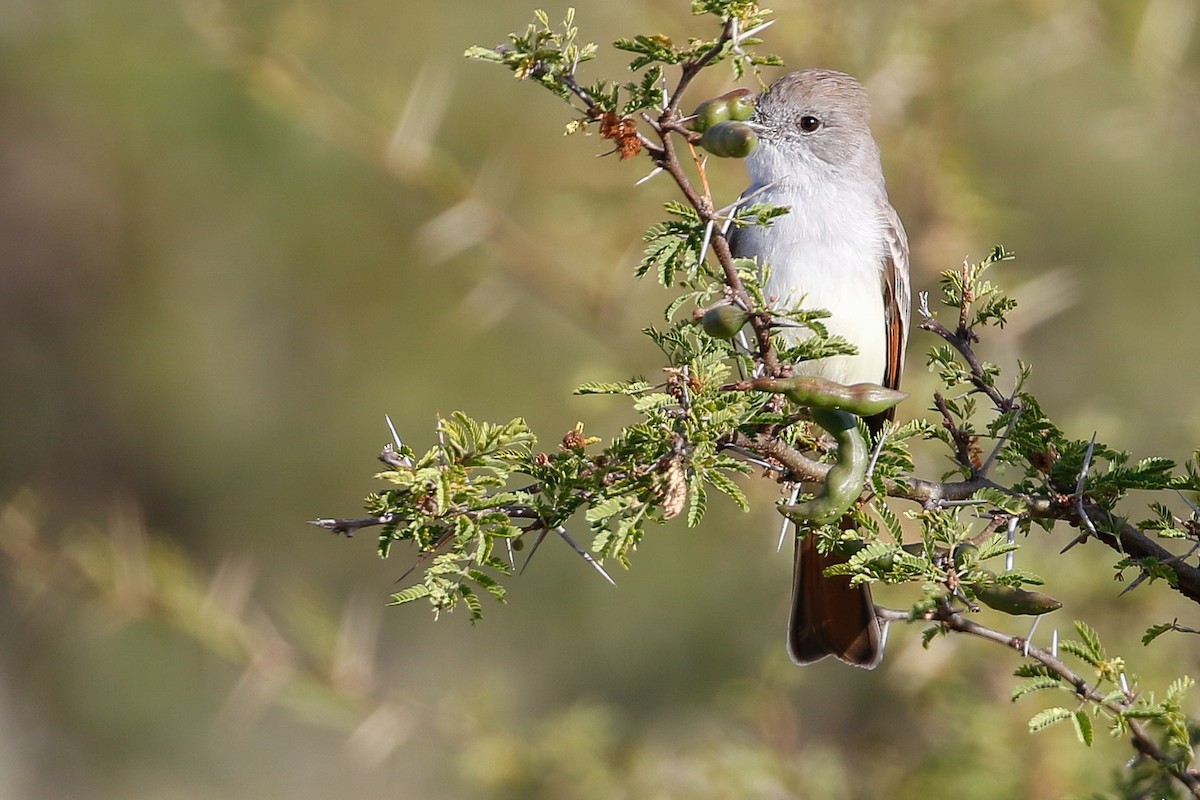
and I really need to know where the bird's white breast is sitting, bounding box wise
[739,147,887,385]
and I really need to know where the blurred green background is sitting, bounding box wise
[2,0,1199,798]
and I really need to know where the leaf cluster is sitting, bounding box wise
[616,1,779,79]
[463,9,599,103]
[367,413,533,618]
[1014,621,1195,767]
[467,5,780,140]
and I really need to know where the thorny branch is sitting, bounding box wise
[919,281,1015,414]
[721,421,1200,607]
[553,18,786,377]
[878,605,1200,797]
[912,293,1200,606]
[933,390,980,473]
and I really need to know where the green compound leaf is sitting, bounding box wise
[1028,707,1073,733]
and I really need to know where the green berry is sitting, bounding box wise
[695,302,750,339]
[699,121,759,158]
[686,98,732,133]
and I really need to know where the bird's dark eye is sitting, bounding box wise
[799,115,821,132]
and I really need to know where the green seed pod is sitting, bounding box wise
[699,121,759,158]
[747,375,907,417]
[686,98,732,133]
[779,408,867,524]
[723,88,756,121]
[694,301,750,339]
[972,581,1062,616]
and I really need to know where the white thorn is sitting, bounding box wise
[1006,515,1018,572]
[777,484,800,552]
[1176,489,1200,517]
[736,19,775,42]
[699,219,715,262]
[556,527,616,586]
[865,424,890,482]
[1023,615,1042,657]
[385,414,403,451]
[634,166,664,186]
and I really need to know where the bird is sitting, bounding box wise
[731,69,911,668]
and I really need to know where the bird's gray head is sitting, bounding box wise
[750,69,882,182]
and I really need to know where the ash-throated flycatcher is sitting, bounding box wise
[733,69,911,668]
